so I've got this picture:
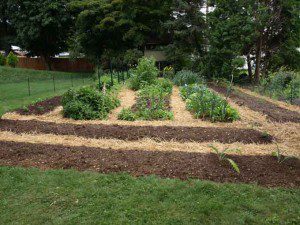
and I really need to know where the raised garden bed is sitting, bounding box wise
[0,141,298,188]
[15,96,61,115]
[0,119,273,144]
[209,84,300,123]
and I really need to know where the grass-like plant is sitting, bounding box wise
[272,143,293,164]
[209,145,241,173]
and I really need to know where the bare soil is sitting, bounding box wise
[209,84,300,123]
[0,141,299,188]
[16,96,61,115]
[0,119,273,144]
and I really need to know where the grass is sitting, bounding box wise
[0,66,93,115]
[0,166,299,225]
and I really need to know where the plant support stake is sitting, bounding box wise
[27,76,31,96]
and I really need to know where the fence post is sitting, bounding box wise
[53,74,56,92]
[27,76,31,96]
[71,73,74,87]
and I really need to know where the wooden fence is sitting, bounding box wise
[17,57,95,73]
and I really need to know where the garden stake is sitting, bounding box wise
[27,76,31,96]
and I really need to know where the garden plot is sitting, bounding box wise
[0,141,299,188]
[209,84,300,123]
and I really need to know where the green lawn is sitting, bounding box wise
[0,66,93,115]
[0,167,299,225]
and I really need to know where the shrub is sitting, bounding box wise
[181,84,239,122]
[6,52,19,68]
[155,78,173,95]
[118,108,136,121]
[0,53,6,66]
[62,86,120,120]
[256,69,300,104]
[129,57,159,90]
[173,70,204,86]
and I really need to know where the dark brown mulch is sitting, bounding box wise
[0,141,299,188]
[0,119,273,144]
[209,84,300,123]
[15,96,62,115]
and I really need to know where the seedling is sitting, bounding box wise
[209,145,241,173]
[272,143,293,164]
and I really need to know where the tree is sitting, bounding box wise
[69,0,172,65]
[206,0,300,83]
[164,0,206,71]
[9,0,73,70]
[0,0,15,54]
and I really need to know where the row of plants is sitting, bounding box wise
[118,57,174,121]
[0,52,19,68]
[254,69,300,104]
[180,84,239,122]
[174,70,239,122]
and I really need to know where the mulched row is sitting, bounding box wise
[209,84,300,123]
[16,96,61,115]
[0,119,273,144]
[0,141,299,188]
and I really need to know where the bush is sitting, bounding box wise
[256,69,300,104]
[155,78,173,95]
[173,70,203,86]
[0,53,6,66]
[118,108,136,121]
[6,52,19,68]
[62,86,120,120]
[181,84,239,122]
[129,57,159,90]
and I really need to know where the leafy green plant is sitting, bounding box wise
[209,145,241,173]
[129,57,159,90]
[272,143,293,164]
[181,84,239,122]
[62,86,120,120]
[173,70,204,86]
[134,84,173,120]
[0,53,6,66]
[155,78,173,95]
[118,108,136,121]
[255,69,300,104]
[6,52,19,68]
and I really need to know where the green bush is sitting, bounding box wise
[129,57,159,90]
[62,86,120,120]
[155,78,173,94]
[6,52,19,68]
[0,53,6,66]
[256,69,300,104]
[173,70,203,86]
[181,84,239,122]
[118,108,136,121]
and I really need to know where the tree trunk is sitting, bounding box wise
[246,53,253,83]
[254,35,262,84]
[41,55,52,71]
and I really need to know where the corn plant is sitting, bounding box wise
[272,143,293,164]
[209,145,241,173]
